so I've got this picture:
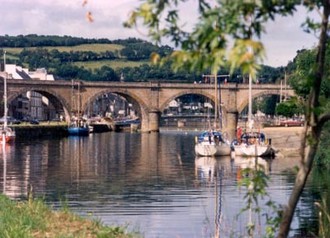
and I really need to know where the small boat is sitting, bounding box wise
[231,131,275,157]
[195,131,231,157]
[113,117,140,132]
[114,117,140,127]
[68,118,89,136]
[0,127,15,143]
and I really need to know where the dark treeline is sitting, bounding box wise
[0,34,111,47]
[0,34,283,83]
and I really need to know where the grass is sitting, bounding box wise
[0,194,140,238]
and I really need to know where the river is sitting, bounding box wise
[0,128,323,237]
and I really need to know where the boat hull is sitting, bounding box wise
[194,130,231,157]
[195,143,231,157]
[233,144,274,157]
[68,127,89,136]
[0,128,15,143]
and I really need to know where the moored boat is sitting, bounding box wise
[231,71,276,158]
[231,130,275,157]
[194,74,231,157]
[68,80,89,136]
[113,117,140,132]
[0,127,15,143]
[195,130,231,157]
[68,126,89,136]
[68,119,89,136]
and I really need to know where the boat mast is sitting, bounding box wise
[284,70,287,101]
[217,74,229,130]
[71,79,74,118]
[3,51,8,129]
[248,73,253,130]
[214,74,218,129]
[77,81,80,118]
[280,79,283,103]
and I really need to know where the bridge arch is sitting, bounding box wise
[7,87,71,121]
[84,89,149,115]
[84,88,152,131]
[159,90,216,112]
[158,90,232,131]
[237,89,295,113]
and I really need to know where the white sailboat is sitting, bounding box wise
[194,74,231,157]
[231,74,275,157]
[1,51,15,143]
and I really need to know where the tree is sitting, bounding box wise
[125,1,330,237]
[289,49,317,98]
[276,97,303,118]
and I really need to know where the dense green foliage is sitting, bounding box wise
[315,121,330,166]
[287,47,330,105]
[0,34,112,47]
[275,97,304,118]
[276,46,330,118]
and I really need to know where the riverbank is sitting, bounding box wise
[0,194,138,238]
[263,126,304,157]
[10,122,112,138]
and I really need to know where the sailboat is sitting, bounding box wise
[1,52,15,143]
[194,74,231,157]
[231,74,275,157]
[68,81,89,136]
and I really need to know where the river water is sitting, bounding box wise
[0,129,322,237]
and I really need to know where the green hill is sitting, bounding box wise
[0,35,187,82]
[3,42,152,71]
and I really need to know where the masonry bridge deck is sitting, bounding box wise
[1,78,294,138]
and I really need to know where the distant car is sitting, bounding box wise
[29,119,39,125]
[279,119,304,127]
[0,116,21,124]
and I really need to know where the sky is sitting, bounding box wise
[0,0,319,67]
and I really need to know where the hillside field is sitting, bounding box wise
[4,43,124,54]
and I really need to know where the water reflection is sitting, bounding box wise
[194,155,275,237]
[0,131,322,237]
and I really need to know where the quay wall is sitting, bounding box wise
[12,125,68,139]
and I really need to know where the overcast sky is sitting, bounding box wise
[0,0,319,67]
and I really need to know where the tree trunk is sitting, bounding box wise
[277,2,330,237]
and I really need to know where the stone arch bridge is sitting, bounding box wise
[1,78,294,138]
